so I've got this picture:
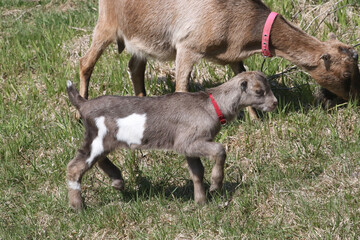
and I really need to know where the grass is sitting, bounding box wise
[1,0,360,239]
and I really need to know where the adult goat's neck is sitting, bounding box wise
[269,15,324,71]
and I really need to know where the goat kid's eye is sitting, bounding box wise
[343,72,351,79]
[255,89,265,96]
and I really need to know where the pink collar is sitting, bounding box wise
[209,94,226,125]
[262,12,279,57]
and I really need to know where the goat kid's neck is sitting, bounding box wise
[207,82,243,122]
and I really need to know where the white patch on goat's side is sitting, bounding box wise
[116,113,146,146]
[68,181,81,190]
[66,80,72,88]
[86,116,108,166]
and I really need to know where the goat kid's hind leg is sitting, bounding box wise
[230,61,258,120]
[79,22,118,99]
[97,157,124,191]
[67,152,109,210]
[67,151,96,210]
[128,56,147,96]
[186,157,206,204]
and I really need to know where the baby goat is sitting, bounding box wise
[66,71,277,210]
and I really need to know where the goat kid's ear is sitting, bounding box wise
[328,32,337,41]
[241,81,247,92]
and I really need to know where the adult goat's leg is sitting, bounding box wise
[175,46,202,92]
[229,61,246,74]
[128,56,147,96]
[79,23,119,99]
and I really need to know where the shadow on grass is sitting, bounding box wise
[88,162,327,210]
[120,177,195,202]
[97,175,246,207]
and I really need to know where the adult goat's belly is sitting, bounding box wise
[124,37,176,61]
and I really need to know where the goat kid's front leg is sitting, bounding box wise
[175,46,202,92]
[230,61,259,120]
[194,141,226,192]
[128,55,147,96]
[186,141,227,197]
[186,157,206,204]
[208,144,226,193]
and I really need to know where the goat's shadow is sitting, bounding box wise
[98,175,245,207]
[121,176,195,202]
[96,152,328,208]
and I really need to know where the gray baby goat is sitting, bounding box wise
[66,71,277,210]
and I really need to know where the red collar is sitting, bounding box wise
[209,94,226,125]
[262,12,278,57]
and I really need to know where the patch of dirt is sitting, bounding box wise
[62,34,91,67]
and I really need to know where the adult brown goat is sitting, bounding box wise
[79,0,360,108]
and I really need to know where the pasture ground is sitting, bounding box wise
[1,0,360,239]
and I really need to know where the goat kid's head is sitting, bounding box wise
[311,33,360,100]
[238,72,278,112]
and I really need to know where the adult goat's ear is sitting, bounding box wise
[321,53,331,70]
[350,49,358,61]
[321,53,331,61]
[241,81,247,92]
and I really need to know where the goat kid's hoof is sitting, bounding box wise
[75,111,81,120]
[194,189,206,205]
[209,184,222,193]
[69,191,84,211]
[69,197,84,211]
[111,179,125,191]
[195,197,207,205]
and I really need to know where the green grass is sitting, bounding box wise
[1,0,360,239]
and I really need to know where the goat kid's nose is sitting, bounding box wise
[273,100,278,108]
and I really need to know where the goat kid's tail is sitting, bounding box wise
[66,80,86,110]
